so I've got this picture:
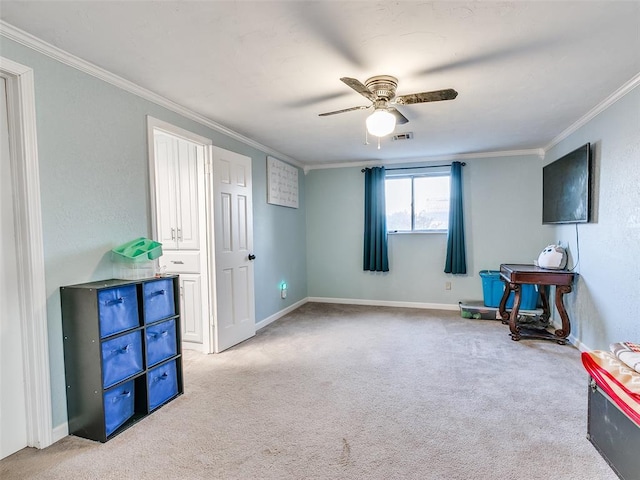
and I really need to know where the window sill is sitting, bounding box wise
[388,230,447,235]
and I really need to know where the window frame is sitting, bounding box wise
[385,172,450,234]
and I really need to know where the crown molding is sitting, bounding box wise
[3,20,636,173]
[303,148,544,173]
[0,21,304,169]
[544,71,640,153]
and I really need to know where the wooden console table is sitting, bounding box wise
[499,264,576,344]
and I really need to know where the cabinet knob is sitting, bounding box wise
[248,254,256,261]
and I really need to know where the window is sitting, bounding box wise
[385,174,450,232]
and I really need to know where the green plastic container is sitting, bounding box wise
[111,237,163,263]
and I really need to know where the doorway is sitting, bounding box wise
[147,118,256,354]
[0,74,28,460]
[0,57,52,457]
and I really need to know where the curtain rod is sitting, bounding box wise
[361,162,465,173]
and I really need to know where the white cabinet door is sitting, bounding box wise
[179,274,203,345]
[153,133,202,251]
[174,139,201,250]
[154,133,179,250]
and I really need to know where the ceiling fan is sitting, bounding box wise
[319,75,458,137]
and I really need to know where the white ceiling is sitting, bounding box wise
[1,1,639,167]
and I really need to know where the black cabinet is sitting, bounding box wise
[61,276,183,442]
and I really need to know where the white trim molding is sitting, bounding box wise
[0,20,304,170]
[256,298,309,331]
[255,296,459,331]
[0,56,53,449]
[303,148,545,173]
[569,335,593,353]
[51,423,69,444]
[544,72,640,152]
[308,296,459,311]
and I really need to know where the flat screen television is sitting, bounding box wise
[542,143,591,224]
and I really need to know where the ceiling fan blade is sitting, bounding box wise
[389,107,409,125]
[395,88,458,105]
[318,105,369,116]
[340,77,376,102]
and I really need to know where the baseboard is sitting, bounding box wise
[181,341,205,353]
[570,335,593,352]
[256,297,309,330]
[52,422,69,444]
[307,296,459,311]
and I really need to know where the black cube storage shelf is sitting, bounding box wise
[61,276,183,442]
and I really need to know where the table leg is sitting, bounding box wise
[498,281,512,325]
[554,285,573,339]
[508,283,522,341]
[538,285,550,323]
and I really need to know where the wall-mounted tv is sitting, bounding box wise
[542,143,591,224]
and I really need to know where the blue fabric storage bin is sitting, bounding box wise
[101,330,144,388]
[147,360,178,411]
[143,279,175,324]
[145,319,177,367]
[480,270,539,309]
[104,380,135,436]
[97,285,139,338]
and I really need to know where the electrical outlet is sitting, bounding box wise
[445,281,452,290]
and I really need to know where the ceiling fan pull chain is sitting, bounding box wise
[377,137,381,150]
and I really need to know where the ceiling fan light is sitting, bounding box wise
[366,109,396,137]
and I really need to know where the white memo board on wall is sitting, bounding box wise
[267,156,299,208]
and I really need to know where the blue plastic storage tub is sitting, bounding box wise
[480,270,539,309]
[147,360,179,411]
[145,319,177,367]
[97,284,139,338]
[143,278,175,324]
[101,330,144,388]
[104,380,134,436]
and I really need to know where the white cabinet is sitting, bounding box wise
[151,125,210,352]
[154,132,202,251]
[156,253,206,346]
[177,274,203,344]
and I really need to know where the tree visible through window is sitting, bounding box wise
[385,174,450,232]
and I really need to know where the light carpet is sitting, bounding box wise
[1,303,616,479]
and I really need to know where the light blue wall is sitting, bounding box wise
[306,156,551,305]
[4,29,635,435]
[545,86,640,350]
[1,38,307,428]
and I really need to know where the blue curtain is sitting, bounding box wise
[363,167,389,272]
[444,162,467,274]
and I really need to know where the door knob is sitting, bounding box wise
[248,254,256,261]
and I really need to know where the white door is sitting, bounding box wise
[0,76,28,459]
[212,146,256,352]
